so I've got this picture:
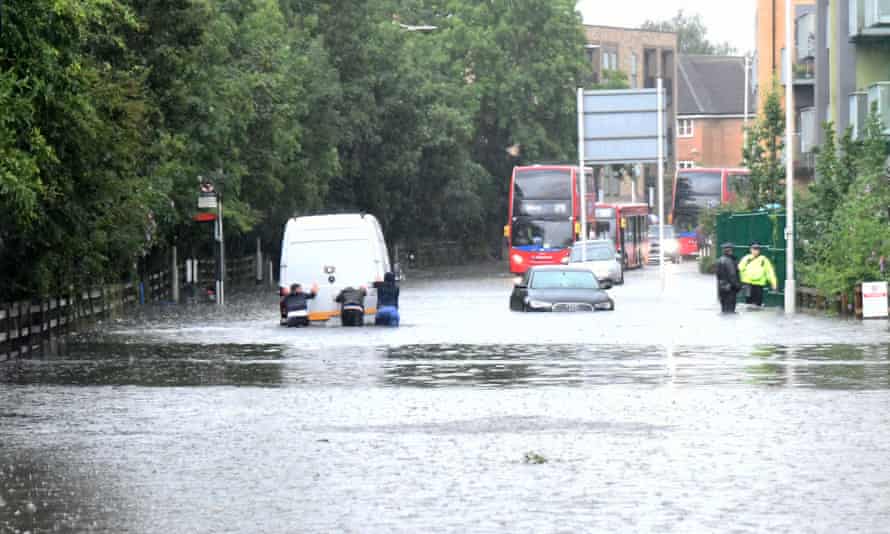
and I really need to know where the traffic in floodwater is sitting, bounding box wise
[2,263,889,533]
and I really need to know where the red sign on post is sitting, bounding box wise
[193,212,217,223]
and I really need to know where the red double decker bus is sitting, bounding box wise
[590,202,650,269]
[670,167,749,255]
[505,165,586,274]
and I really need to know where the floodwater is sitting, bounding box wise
[1,262,889,533]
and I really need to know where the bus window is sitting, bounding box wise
[595,220,615,241]
[514,170,572,201]
[726,172,749,202]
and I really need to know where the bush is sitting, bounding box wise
[699,254,717,274]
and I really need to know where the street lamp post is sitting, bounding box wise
[784,0,796,314]
[744,54,751,144]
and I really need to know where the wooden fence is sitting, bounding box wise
[0,255,262,361]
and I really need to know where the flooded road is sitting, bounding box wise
[2,262,889,533]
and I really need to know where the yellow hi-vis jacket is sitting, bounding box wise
[739,253,777,287]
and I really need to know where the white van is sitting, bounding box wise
[279,213,390,323]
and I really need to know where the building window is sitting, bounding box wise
[678,161,696,169]
[677,119,694,138]
[585,46,598,66]
[601,45,618,71]
[630,53,638,88]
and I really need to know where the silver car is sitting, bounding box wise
[566,240,624,285]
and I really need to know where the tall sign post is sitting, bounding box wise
[578,86,668,291]
[657,78,666,291]
[577,88,588,261]
[217,187,225,306]
[198,178,224,306]
[784,0,796,314]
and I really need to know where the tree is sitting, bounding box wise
[641,10,737,56]
[0,0,159,299]
[740,82,786,209]
[590,69,630,90]
[800,105,890,295]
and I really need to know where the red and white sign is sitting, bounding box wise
[862,281,889,319]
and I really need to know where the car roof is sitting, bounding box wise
[527,265,595,273]
[572,240,613,247]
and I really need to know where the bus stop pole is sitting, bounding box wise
[217,192,225,307]
[657,78,666,292]
[784,0,796,314]
[577,88,587,262]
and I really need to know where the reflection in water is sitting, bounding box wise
[379,343,890,390]
[0,342,286,387]
[0,341,888,389]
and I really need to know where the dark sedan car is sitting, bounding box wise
[509,265,614,312]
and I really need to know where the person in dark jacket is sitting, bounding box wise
[373,272,400,326]
[336,286,367,327]
[280,283,318,326]
[716,243,741,313]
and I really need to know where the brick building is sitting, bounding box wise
[676,55,753,170]
[583,25,678,203]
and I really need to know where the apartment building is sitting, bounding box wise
[755,0,818,180]
[816,0,890,145]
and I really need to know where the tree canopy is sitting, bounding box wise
[641,10,737,56]
[0,0,588,300]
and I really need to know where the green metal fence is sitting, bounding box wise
[716,210,786,307]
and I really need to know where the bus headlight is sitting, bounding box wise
[512,254,524,264]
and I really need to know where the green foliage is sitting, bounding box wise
[799,105,890,296]
[740,82,786,210]
[1,0,588,299]
[590,69,630,90]
[0,0,155,299]
[641,10,737,55]
[699,253,716,274]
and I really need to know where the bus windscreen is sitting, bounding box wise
[511,219,573,250]
[674,171,722,230]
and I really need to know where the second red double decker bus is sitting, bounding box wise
[505,165,586,274]
[590,202,650,269]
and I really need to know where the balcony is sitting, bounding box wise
[800,107,817,154]
[850,0,890,40]
[781,48,815,86]
[850,91,868,139]
[796,12,816,61]
[867,82,890,135]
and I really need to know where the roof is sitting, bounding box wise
[677,55,754,116]
[526,265,594,272]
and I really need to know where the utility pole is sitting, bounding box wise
[784,0,796,314]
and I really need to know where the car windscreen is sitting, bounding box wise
[570,245,614,262]
[511,219,574,249]
[530,270,599,290]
